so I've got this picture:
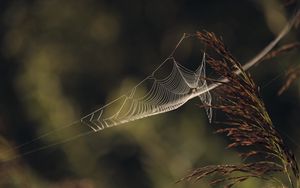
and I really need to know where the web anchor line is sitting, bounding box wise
[80,10,299,132]
[8,10,298,159]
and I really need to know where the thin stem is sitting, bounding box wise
[195,10,300,97]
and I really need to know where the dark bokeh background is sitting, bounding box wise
[0,0,300,187]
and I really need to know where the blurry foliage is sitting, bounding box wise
[0,0,299,188]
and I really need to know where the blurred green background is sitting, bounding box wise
[0,0,300,187]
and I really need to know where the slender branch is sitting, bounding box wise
[195,10,300,97]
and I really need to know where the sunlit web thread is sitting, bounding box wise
[80,38,213,132]
[80,10,298,132]
[8,12,298,158]
[8,33,212,158]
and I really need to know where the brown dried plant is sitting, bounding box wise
[262,42,300,62]
[278,65,300,95]
[259,42,300,95]
[179,31,299,188]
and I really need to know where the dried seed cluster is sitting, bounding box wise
[179,31,299,188]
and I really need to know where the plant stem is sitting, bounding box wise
[195,10,300,97]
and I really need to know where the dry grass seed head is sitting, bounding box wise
[179,31,299,188]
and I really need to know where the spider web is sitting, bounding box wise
[81,34,212,132]
[8,17,295,159]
